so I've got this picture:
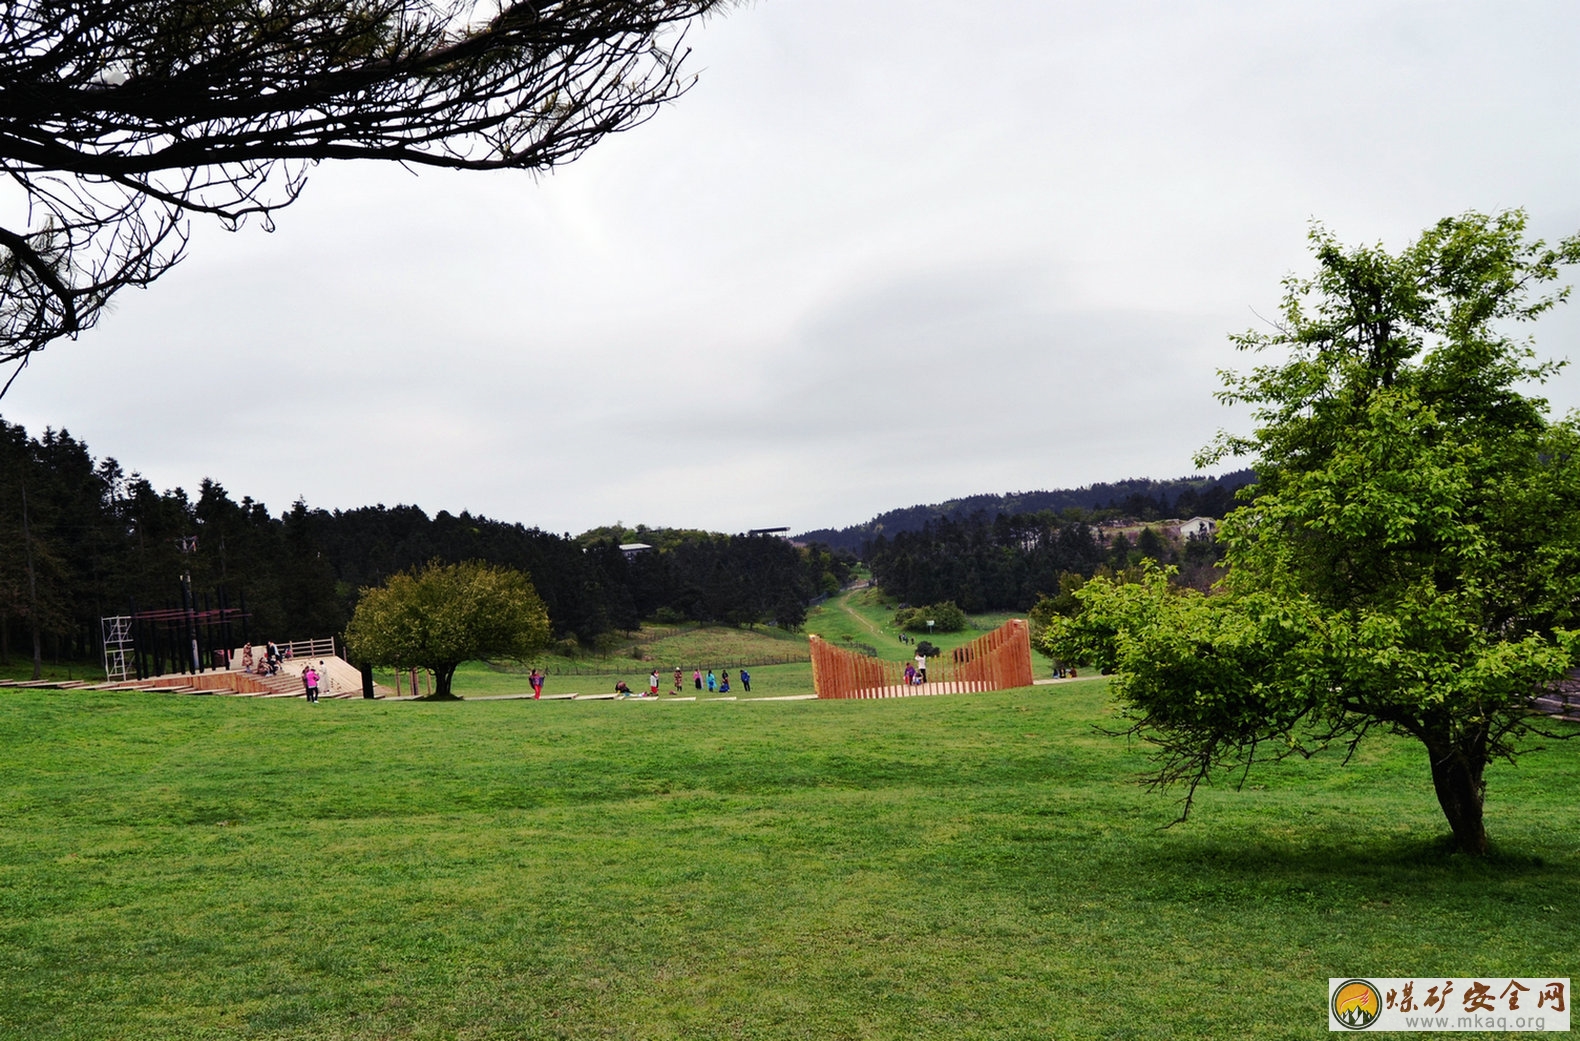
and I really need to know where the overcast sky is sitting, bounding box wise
[6,0,1580,536]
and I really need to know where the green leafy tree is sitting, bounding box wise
[1028,571,1095,662]
[1134,526,1170,564]
[1044,210,1580,856]
[893,601,967,634]
[345,560,550,699]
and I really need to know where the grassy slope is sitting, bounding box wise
[8,588,1021,698]
[386,621,815,697]
[0,660,99,684]
[377,589,1024,698]
[1,679,1575,1039]
[802,587,1019,662]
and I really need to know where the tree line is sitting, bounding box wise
[866,504,1237,615]
[0,420,852,670]
[798,471,1253,553]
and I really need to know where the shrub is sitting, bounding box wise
[893,601,967,634]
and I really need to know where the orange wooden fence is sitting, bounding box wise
[809,619,1034,699]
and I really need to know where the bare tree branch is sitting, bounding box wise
[0,0,732,382]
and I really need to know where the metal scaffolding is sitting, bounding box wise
[97,602,249,682]
[101,615,135,682]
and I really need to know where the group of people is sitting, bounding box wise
[904,652,929,685]
[237,641,331,700]
[239,640,286,677]
[611,666,752,698]
[688,666,749,694]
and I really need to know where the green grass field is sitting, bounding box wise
[369,589,1030,699]
[2,677,1575,1039]
[389,658,817,700]
[801,587,1019,663]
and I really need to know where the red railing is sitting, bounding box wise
[809,619,1034,699]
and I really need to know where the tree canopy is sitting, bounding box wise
[0,418,851,672]
[344,559,550,698]
[801,471,1253,555]
[0,0,727,386]
[1044,210,1580,856]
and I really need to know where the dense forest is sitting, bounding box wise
[0,420,851,669]
[796,471,1254,553]
[866,503,1239,614]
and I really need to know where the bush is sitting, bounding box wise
[590,632,625,656]
[893,601,967,634]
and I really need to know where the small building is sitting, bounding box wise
[1167,517,1218,540]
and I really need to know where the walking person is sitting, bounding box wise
[302,664,320,703]
[740,669,751,693]
[706,670,717,693]
[648,670,660,697]
[673,666,683,693]
[693,668,702,690]
[529,668,544,699]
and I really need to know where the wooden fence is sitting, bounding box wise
[809,619,1034,700]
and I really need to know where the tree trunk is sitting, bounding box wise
[21,481,41,680]
[429,663,461,700]
[1423,737,1488,856]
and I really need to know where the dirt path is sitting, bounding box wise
[838,588,886,639]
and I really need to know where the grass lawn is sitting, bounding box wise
[2,679,1575,1039]
[419,621,814,698]
[377,588,1020,699]
[0,660,101,684]
[797,588,1020,665]
[386,660,816,700]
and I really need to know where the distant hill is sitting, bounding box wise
[794,471,1256,554]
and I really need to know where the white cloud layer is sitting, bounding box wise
[7,0,1580,535]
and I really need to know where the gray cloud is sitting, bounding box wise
[6,1,1580,535]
